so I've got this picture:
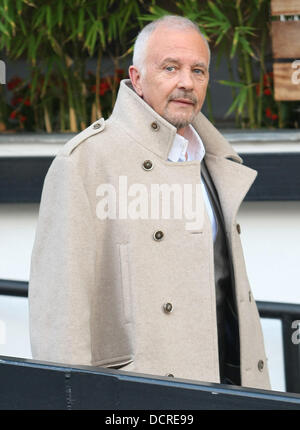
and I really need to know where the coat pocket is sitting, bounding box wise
[118,243,133,325]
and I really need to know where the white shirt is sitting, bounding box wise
[168,125,218,241]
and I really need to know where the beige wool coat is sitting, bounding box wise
[29,79,270,389]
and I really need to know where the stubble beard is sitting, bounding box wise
[162,91,199,130]
[162,108,197,130]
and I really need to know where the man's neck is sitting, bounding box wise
[177,127,188,137]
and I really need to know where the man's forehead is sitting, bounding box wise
[147,26,209,62]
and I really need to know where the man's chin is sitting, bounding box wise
[162,105,200,129]
[163,113,196,130]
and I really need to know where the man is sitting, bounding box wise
[29,15,270,389]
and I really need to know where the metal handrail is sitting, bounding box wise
[0,279,28,297]
[1,278,300,393]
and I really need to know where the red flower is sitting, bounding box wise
[265,107,272,118]
[263,88,272,96]
[271,113,278,121]
[7,77,22,91]
[256,84,260,96]
[263,72,273,88]
[24,98,31,106]
[9,110,17,119]
[19,115,27,122]
[100,81,109,95]
[91,81,110,95]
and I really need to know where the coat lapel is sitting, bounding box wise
[192,112,257,230]
[204,154,257,232]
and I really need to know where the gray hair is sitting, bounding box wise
[132,15,211,75]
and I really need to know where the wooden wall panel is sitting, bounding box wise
[271,0,300,15]
[271,21,300,58]
[273,62,300,100]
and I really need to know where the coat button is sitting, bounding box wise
[258,360,264,372]
[151,121,159,131]
[93,122,101,129]
[153,230,164,241]
[166,373,174,377]
[236,224,241,234]
[163,302,173,313]
[142,160,153,171]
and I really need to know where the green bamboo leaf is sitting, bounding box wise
[14,39,27,57]
[231,28,240,59]
[215,23,230,45]
[33,6,46,29]
[86,8,96,24]
[7,1,17,35]
[239,37,255,58]
[32,31,43,61]
[218,80,245,88]
[57,0,63,27]
[107,14,116,43]
[97,20,106,49]
[23,1,36,7]
[67,12,76,39]
[41,57,55,98]
[78,8,84,38]
[120,1,134,35]
[0,6,16,31]
[16,0,23,15]
[207,1,229,23]
[0,20,9,37]
[46,5,52,34]
[84,23,98,55]
[225,94,242,117]
[237,87,248,115]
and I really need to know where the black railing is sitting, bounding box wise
[1,279,300,394]
[0,279,28,297]
[1,355,300,410]
[255,301,300,394]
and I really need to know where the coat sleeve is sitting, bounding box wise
[28,154,96,366]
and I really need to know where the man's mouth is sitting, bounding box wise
[170,98,195,106]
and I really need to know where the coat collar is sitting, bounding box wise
[110,80,257,227]
[111,79,242,164]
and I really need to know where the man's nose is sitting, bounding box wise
[177,69,194,90]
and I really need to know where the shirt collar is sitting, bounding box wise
[168,125,206,162]
[111,80,242,164]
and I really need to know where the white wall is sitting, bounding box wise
[0,201,300,392]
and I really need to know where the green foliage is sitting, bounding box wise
[0,0,298,131]
[0,0,145,132]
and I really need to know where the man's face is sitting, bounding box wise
[129,26,210,134]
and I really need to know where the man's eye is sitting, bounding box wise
[193,68,205,75]
[165,66,176,72]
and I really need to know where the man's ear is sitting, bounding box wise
[129,65,143,97]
